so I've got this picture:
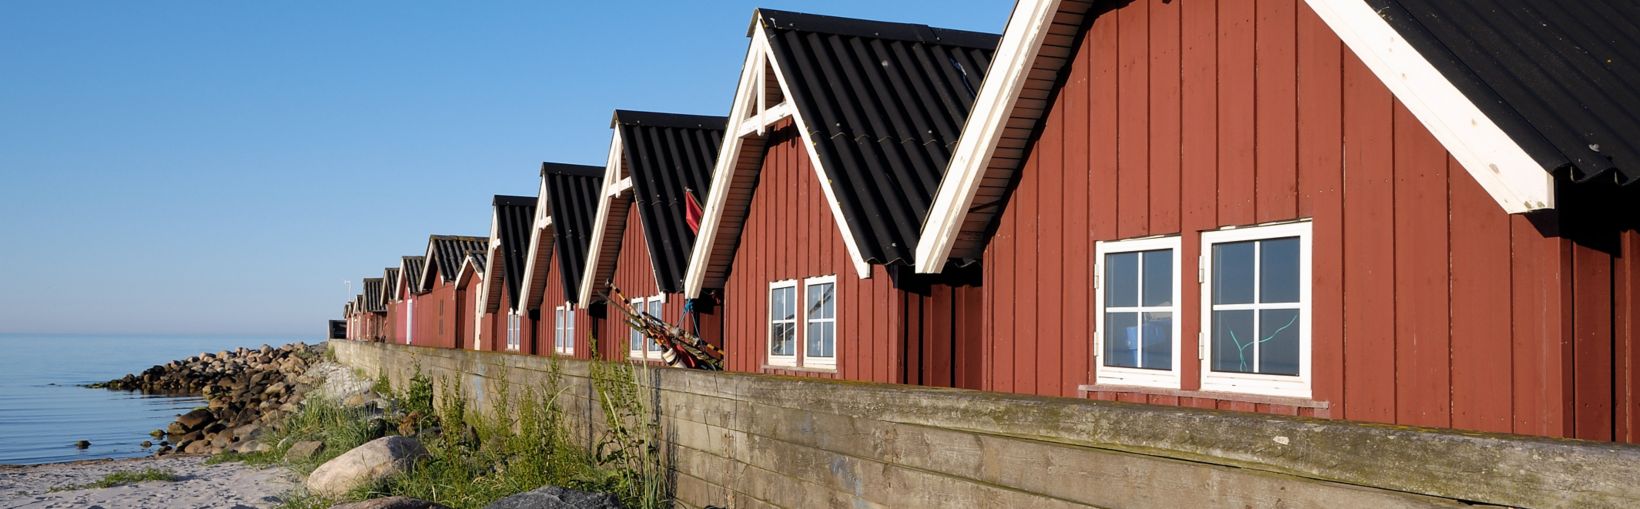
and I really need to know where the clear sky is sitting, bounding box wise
[0,1,1009,337]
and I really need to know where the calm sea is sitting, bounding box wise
[0,333,312,465]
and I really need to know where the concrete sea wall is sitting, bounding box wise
[329,340,1640,508]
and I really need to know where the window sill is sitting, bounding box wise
[1077,384,1329,409]
[761,364,838,374]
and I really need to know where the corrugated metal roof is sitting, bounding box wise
[493,194,537,311]
[1373,0,1640,186]
[382,267,401,303]
[543,163,605,305]
[758,9,999,265]
[424,235,487,288]
[400,256,425,295]
[614,110,728,294]
[467,251,487,275]
[362,278,386,313]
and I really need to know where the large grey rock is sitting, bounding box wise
[483,486,623,509]
[305,436,428,498]
[329,496,450,509]
[177,408,215,431]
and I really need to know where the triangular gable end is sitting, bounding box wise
[916,0,1559,273]
[683,13,876,298]
[477,209,508,313]
[577,121,640,306]
[517,171,558,313]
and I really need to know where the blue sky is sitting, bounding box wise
[0,1,1009,337]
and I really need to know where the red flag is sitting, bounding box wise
[685,189,704,233]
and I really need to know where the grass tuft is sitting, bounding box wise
[50,468,179,492]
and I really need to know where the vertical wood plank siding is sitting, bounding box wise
[715,126,980,386]
[981,0,1635,441]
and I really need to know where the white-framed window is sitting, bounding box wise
[629,295,664,360]
[1094,236,1182,389]
[1200,221,1313,398]
[803,276,837,369]
[506,312,521,352]
[767,280,799,367]
[554,304,574,355]
[405,298,415,345]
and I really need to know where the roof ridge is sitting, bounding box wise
[753,8,1000,49]
[611,110,729,130]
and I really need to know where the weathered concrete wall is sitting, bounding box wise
[329,340,1640,509]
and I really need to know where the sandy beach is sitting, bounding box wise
[0,455,296,509]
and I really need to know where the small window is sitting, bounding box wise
[628,298,646,359]
[554,305,574,355]
[804,276,837,369]
[646,297,664,353]
[1094,236,1181,388]
[506,313,521,352]
[768,281,798,367]
[1200,222,1312,398]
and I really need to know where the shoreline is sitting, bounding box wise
[0,454,296,509]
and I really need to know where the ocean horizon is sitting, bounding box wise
[0,333,317,465]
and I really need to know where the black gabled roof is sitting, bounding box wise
[542,162,604,305]
[426,235,488,285]
[756,9,999,265]
[614,110,727,294]
[400,256,425,295]
[466,251,487,275]
[362,278,385,313]
[493,195,537,310]
[382,267,400,302]
[1372,0,1640,186]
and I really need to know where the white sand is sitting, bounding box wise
[0,453,296,509]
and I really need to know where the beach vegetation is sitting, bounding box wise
[49,468,179,491]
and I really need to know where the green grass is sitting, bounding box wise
[50,468,179,492]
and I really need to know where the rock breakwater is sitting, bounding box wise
[91,343,321,456]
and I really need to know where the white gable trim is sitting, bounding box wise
[683,23,873,298]
[1304,0,1552,213]
[477,210,504,313]
[577,129,629,307]
[915,0,1060,274]
[516,178,555,313]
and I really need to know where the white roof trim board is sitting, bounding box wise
[517,177,556,313]
[683,22,874,298]
[577,128,633,306]
[914,0,1557,274]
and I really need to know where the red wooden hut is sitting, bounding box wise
[455,251,487,351]
[475,195,537,353]
[580,111,727,363]
[393,256,425,345]
[412,235,487,349]
[914,0,1640,442]
[361,277,387,342]
[519,163,604,359]
[683,10,995,387]
[380,267,401,342]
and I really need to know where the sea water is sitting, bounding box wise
[0,333,308,464]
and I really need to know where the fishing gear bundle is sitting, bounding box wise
[604,286,725,371]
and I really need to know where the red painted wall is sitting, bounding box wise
[983,0,1640,442]
[713,126,981,386]
[410,278,459,350]
[585,201,727,364]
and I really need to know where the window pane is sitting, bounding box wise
[1211,309,1255,373]
[772,287,794,322]
[1103,312,1139,368]
[1212,241,1255,305]
[630,328,641,351]
[1258,308,1301,376]
[808,283,834,320]
[771,323,794,356]
[1105,252,1138,307]
[1260,237,1301,303]
[1141,250,1173,307]
[822,323,835,357]
[1140,312,1172,370]
[649,300,663,321]
[807,322,834,359]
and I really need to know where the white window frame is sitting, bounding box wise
[506,312,521,352]
[1199,221,1313,399]
[405,297,415,345]
[767,280,799,367]
[555,304,574,355]
[1093,236,1182,389]
[627,295,665,360]
[802,275,838,370]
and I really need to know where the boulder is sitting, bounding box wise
[483,486,623,509]
[305,436,428,498]
[285,440,326,462]
[177,408,215,431]
[183,439,211,454]
[330,496,452,509]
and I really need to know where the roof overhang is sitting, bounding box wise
[914,0,1555,274]
[517,175,557,312]
[476,209,506,313]
[577,127,635,306]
